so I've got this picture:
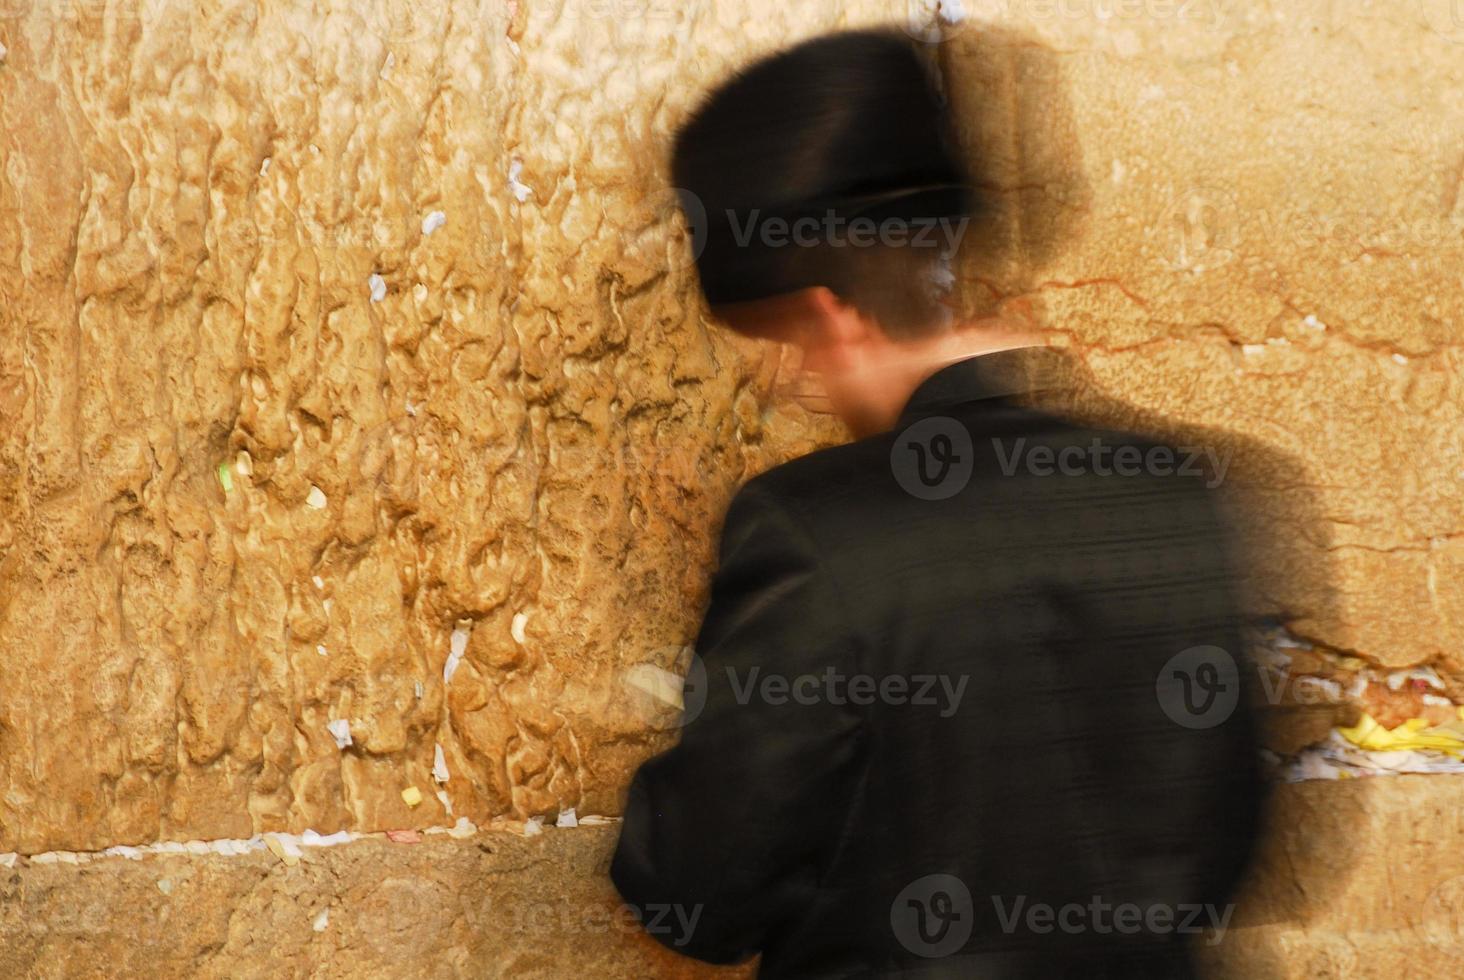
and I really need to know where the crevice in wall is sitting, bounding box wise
[1251,623,1464,781]
[0,813,621,866]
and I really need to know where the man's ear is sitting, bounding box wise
[805,287,868,347]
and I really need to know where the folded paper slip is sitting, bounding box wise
[1336,709,1464,754]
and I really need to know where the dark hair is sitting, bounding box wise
[671,28,977,337]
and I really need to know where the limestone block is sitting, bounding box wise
[0,5,1461,978]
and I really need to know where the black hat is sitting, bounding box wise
[672,28,976,306]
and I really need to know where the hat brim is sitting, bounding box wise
[695,181,976,308]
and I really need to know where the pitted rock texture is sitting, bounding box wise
[0,0,1459,939]
[2,780,1464,979]
[0,0,855,853]
[0,825,755,979]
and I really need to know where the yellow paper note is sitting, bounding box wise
[1338,713,1464,754]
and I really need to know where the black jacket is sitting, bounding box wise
[612,347,1266,979]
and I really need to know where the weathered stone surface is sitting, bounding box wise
[1199,773,1464,977]
[0,824,752,979]
[1,0,1462,975]
[1,778,1463,978]
[0,0,856,854]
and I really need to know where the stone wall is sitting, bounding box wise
[2,779,1464,978]
[1,0,1462,975]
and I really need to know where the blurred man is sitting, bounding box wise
[612,28,1265,979]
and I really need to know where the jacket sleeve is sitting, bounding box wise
[610,480,864,964]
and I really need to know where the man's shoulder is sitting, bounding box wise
[734,409,1230,531]
[735,430,897,518]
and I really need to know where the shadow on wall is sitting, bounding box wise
[1030,355,1353,979]
[934,21,1094,316]
[934,19,1355,979]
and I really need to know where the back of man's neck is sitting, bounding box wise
[900,318,1050,405]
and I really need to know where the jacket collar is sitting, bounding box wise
[895,345,1074,428]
